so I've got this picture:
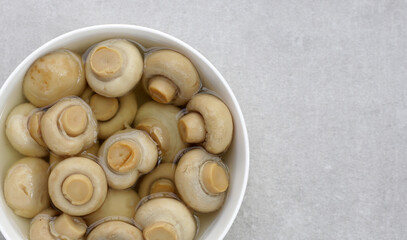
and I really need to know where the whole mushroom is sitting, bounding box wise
[98,129,158,189]
[48,157,107,216]
[87,221,143,240]
[4,157,50,218]
[175,148,229,213]
[41,97,98,156]
[134,197,196,240]
[178,93,234,154]
[30,209,87,240]
[81,87,138,139]
[142,49,200,105]
[85,39,143,97]
[134,101,187,162]
[84,188,140,225]
[5,103,48,157]
[23,49,86,107]
[138,163,177,198]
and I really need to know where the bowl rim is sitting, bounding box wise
[0,24,249,240]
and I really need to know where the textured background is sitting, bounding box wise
[2,0,407,239]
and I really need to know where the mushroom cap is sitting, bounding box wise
[134,101,187,162]
[138,163,176,198]
[23,49,86,107]
[85,39,143,97]
[183,93,233,154]
[4,157,50,218]
[48,157,107,216]
[41,97,98,156]
[82,87,138,139]
[142,49,201,106]
[174,148,228,213]
[29,208,58,240]
[84,188,140,225]
[87,220,143,240]
[5,103,48,157]
[134,197,196,240]
[98,129,158,189]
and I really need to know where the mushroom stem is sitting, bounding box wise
[89,94,119,121]
[61,105,88,137]
[52,213,87,240]
[150,179,176,195]
[143,222,177,240]
[90,46,123,78]
[107,140,141,173]
[148,76,178,104]
[62,174,94,206]
[178,112,206,143]
[201,161,229,194]
[28,111,46,147]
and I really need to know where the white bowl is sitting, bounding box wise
[0,24,249,240]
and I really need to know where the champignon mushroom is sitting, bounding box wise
[23,49,86,107]
[49,142,100,171]
[87,221,143,240]
[174,148,229,213]
[5,103,48,157]
[178,93,233,154]
[48,157,107,216]
[138,163,177,198]
[134,197,196,240]
[29,208,58,240]
[98,129,158,189]
[4,157,50,218]
[84,188,140,225]
[85,39,143,97]
[142,49,201,105]
[30,209,87,240]
[81,87,138,139]
[134,101,187,162]
[41,97,98,156]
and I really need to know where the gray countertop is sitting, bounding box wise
[2,0,407,239]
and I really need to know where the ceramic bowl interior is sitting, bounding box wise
[0,25,249,240]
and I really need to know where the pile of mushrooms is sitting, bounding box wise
[3,38,234,240]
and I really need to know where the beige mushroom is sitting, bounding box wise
[29,208,58,240]
[85,39,143,97]
[134,197,196,240]
[82,87,138,139]
[84,188,140,226]
[23,49,86,107]
[30,209,87,240]
[134,101,187,162]
[138,163,177,198]
[142,49,201,105]
[178,93,233,154]
[98,129,158,189]
[87,221,143,240]
[48,157,107,216]
[41,97,98,156]
[5,103,48,157]
[174,148,229,213]
[49,142,100,171]
[4,157,50,218]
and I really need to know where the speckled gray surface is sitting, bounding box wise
[2,0,407,239]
